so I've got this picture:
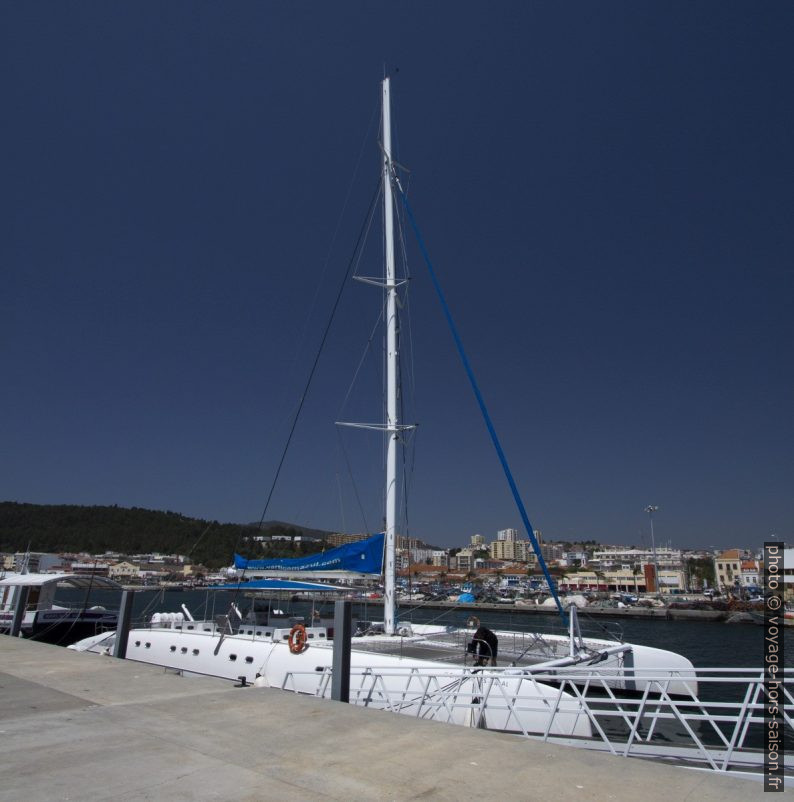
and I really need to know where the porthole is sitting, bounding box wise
[145,642,151,648]
[187,625,194,630]
[134,640,141,647]
[170,646,176,652]
[245,656,253,664]
[229,654,237,661]
[181,647,188,654]
[193,649,199,656]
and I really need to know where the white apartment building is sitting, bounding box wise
[592,547,682,570]
[497,528,519,542]
[740,559,761,588]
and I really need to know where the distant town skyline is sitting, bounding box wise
[3,4,791,553]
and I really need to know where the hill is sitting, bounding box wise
[0,503,334,570]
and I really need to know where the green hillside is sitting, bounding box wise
[0,503,332,570]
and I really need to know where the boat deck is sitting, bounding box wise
[351,629,585,667]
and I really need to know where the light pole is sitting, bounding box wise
[645,505,660,595]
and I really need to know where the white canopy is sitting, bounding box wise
[0,572,122,590]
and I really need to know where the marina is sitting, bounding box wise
[3,5,791,798]
[59,76,713,752]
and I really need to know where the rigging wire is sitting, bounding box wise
[394,183,569,627]
[226,175,384,610]
[337,308,384,416]
[266,101,380,446]
[335,427,370,533]
[253,174,382,533]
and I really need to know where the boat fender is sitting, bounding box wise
[396,624,413,637]
[466,616,480,630]
[288,623,308,654]
[253,674,270,688]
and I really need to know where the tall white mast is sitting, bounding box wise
[382,76,398,636]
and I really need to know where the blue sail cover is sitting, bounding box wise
[234,532,384,575]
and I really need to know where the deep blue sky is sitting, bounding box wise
[2,3,792,551]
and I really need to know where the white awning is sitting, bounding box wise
[0,572,122,590]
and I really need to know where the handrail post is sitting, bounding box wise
[331,600,352,702]
[113,590,134,659]
[10,586,30,637]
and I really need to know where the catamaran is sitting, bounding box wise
[71,76,697,737]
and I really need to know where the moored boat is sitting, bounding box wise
[71,75,696,734]
[0,572,120,645]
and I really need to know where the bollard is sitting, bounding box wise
[331,600,352,702]
[113,590,134,659]
[10,586,30,637]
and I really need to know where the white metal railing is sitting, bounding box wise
[280,664,793,777]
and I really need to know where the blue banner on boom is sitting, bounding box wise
[234,532,384,574]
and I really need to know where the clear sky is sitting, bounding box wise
[3,2,792,551]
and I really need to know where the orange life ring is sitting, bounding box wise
[288,623,308,654]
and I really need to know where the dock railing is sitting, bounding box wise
[281,663,793,778]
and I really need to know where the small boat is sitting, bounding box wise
[0,572,120,645]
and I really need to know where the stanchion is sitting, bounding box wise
[113,590,134,659]
[10,586,30,637]
[331,600,352,702]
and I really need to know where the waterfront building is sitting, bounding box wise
[739,559,761,588]
[714,549,744,591]
[108,561,141,581]
[592,547,682,570]
[470,534,485,548]
[559,568,685,593]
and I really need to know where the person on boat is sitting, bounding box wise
[471,625,498,666]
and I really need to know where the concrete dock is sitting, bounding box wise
[0,637,787,801]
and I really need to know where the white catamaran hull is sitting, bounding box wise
[71,624,592,736]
